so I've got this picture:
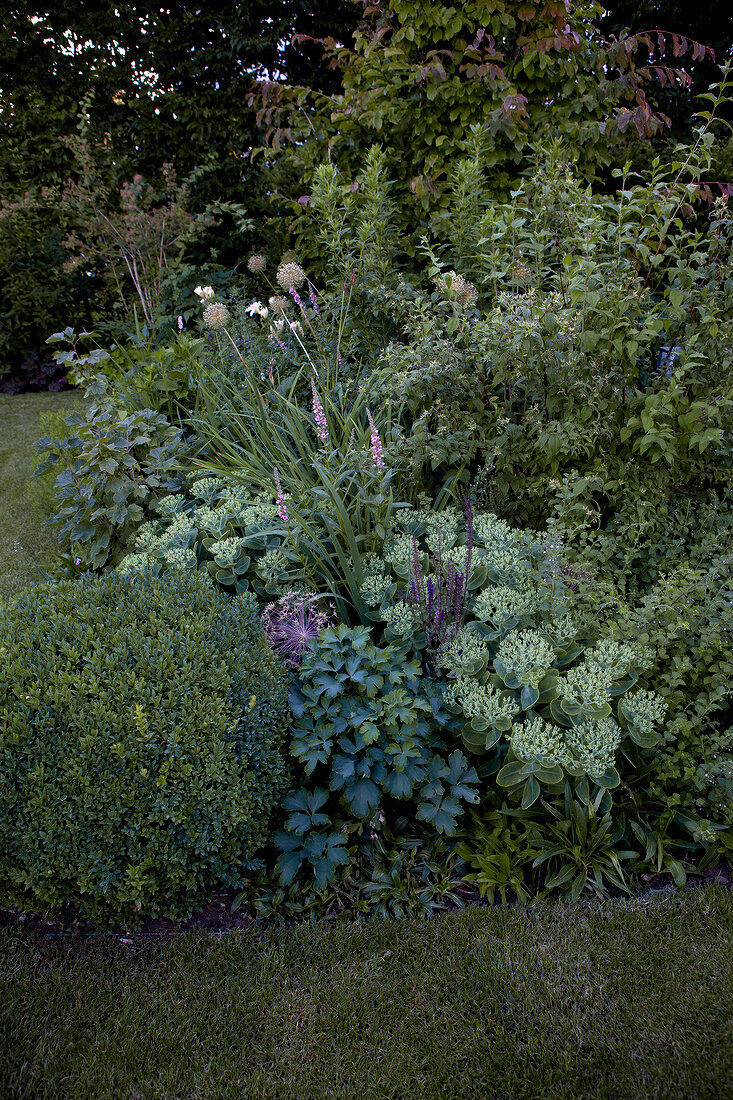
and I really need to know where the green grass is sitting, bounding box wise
[2,887,732,1100]
[0,391,79,601]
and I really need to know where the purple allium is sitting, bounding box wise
[261,591,336,669]
[274,467,289,523]
[311,381,329,444]
[366,407,384,468]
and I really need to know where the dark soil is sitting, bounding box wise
[1,861,730,939]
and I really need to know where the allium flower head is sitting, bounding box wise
[203,301,231,329]
[194,285,215,300]
[247,253,267,274]
[261,591,336,669]
[268,295,289,313]
[437,270,478,308]
[276,261,306,291]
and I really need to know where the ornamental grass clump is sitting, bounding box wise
[0,570,291,927]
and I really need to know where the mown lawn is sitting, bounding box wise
[2,887,732,1100]
[0,390,79,601]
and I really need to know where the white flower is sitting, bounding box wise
[194,285,215,300]
[274,318,285,332]
[245,300,269,318]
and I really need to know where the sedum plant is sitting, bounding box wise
[358,502,668,808]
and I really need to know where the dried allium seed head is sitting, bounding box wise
[203,302,231,329]
[276,261,306,291]
[437,270,478,307]
[268,295,289,313]
[247,253,267,274]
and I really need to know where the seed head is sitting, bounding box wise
[247,253,267,274]
[203,302,231,329]
[276,261,306,291]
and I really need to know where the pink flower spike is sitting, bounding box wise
[274,467,289,523]
[366,408,385,469]
[311,381,329,444]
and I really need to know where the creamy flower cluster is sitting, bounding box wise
[471,579,542,627]
[495,629,555,687]
[444,677,518,727]
[438,626,490,672]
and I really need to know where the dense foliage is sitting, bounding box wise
[4,10,733,925]
[0,570,290,926]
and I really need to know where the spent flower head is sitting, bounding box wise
[203,302,231,329]
[262,591,336,669]
[247,253,267,274]
[437,270,478,308]
[268,295,289,313]
[277,261,306,291]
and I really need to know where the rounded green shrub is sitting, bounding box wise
[0,570,291,927]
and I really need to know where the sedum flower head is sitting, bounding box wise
[209,536,248,567]
[472,513,516,549]
[203,301,231,329]
[584,639,645,678]
[360,560,391,606]
[154,493,187,517]
[620,689,667,736]
[561,662,614,709]
[471,579,542,627]
[382,603,419,636]
[247,253,267,274]
[161,546,199,573]
[495,629,555,687]
[566,716,622,777]
[192,505,232,538]
[444,677,518,727]
[438,625,490,673]
[191,476,228,504]
[511,717,573,769]
[276,261,306,291]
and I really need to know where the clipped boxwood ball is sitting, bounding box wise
[0,570,291,927]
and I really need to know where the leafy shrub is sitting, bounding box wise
[278,624,479,889]
[35,371,186,570]
[0,570,291,927]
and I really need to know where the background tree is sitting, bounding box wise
[249,0,717,252]
[0,1,358,383]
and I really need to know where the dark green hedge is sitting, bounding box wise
[0,570,291,926]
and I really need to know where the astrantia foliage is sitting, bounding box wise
[278,624,479,888]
